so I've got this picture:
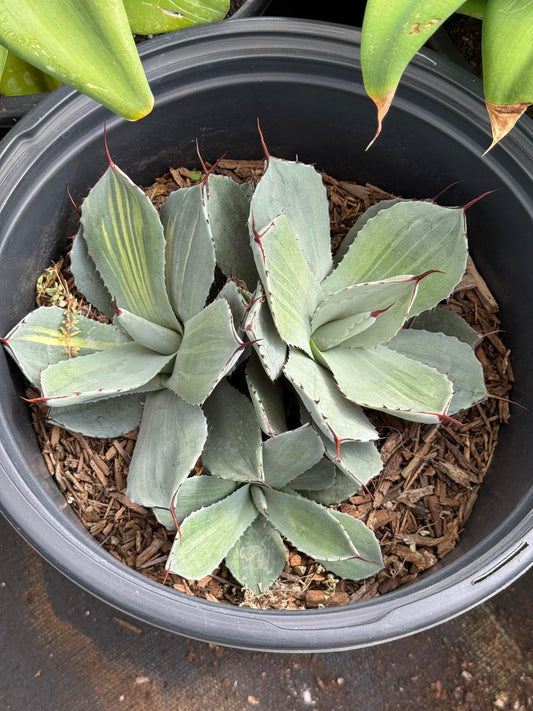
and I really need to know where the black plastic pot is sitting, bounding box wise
[0,0,272,134]
[0,18,531,653]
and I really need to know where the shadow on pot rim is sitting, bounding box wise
[0,18,531,652]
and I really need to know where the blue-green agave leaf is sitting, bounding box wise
[171,475,239,527]
[311,274,422,350]
[3,305,131,387]
[283,349,379,443]
[80,163,180,331]
[41,342,173,407]
[409,307,481,348]
[126,389,207,509]
[205,174,258,288]
[69,229,115,319]
[301,467,363,506]
[216,279,250,331]
[166,485,258,580]
[386,329,487,414]
[323,200,467,316]
[262,424,325,489]
[242,283,287,380]
[258,487,357,561]
[250,155,332,281]
[115,307,182,355]
[322,439,383,487]
[320,344,454,423]
[245,354,288,436]
[46,392,144,438]
[202,379,263,482]
[225,517,287,595]
[316,510,384,581]
[290,458,337,492]
[167,299,243,405]
[250,213,321,357]
[160,183,216,325]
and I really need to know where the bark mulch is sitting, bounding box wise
[28,159,513,610]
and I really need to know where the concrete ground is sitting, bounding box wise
[0,513,531,711]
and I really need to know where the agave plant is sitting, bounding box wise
[361,0,533,151]
[2,151,260,520]
[244,143,487,483]
[162,377,384,594]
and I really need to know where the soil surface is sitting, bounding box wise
[27,159,513,610]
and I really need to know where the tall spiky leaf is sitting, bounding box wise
[482,0,533,150]
[81,164,180,331]
[123,0,230,34]
[126,389,207,509]
[242,283,287,380]
[361,0,465,145]
[0,0,153,120]
[69,230,114,320]
[245,355,288,437]
[166,485,258,580]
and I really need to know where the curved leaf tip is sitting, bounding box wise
[366,90,396,151]
[483,101,531,154]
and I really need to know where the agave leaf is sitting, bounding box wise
[47,393,144,438]
[0,0,153,120]
[283,349,379,443]
[312,275,421,351]
[123,0,230,34]
[245,354,288,436]
[250,213,321,357]
[302,467,363,506]
[69,230,115,319]
[205,175,258,289]
[323,439,383,487]
[202,379,263,482]
[171,475,238,527]
[323,201,467,316]
[216,279,250,331]
[166,485,258,580]
[225,517,287,595]
[316,511,384,581]
[81,164,180,331]
[361,0,465,144]
[41,342,173,407]
[115,307,181,355]
[0,44,7,76]
[250,156,332,281]
[242,283,287,380]
[0,50,61,95]
[160,184,216,325]
[257,487,357,561]
[290,457,337,492]
[3,305,131,386]
[334,198,406,265]
[482,0,533,150]
[320,344,454,423]
[126,389,207,509]
[167,299,243,405]
[409,307,480,347]
[262,424,325,489]
[387,329,486,413]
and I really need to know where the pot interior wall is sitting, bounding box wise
[0,20,531,648]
